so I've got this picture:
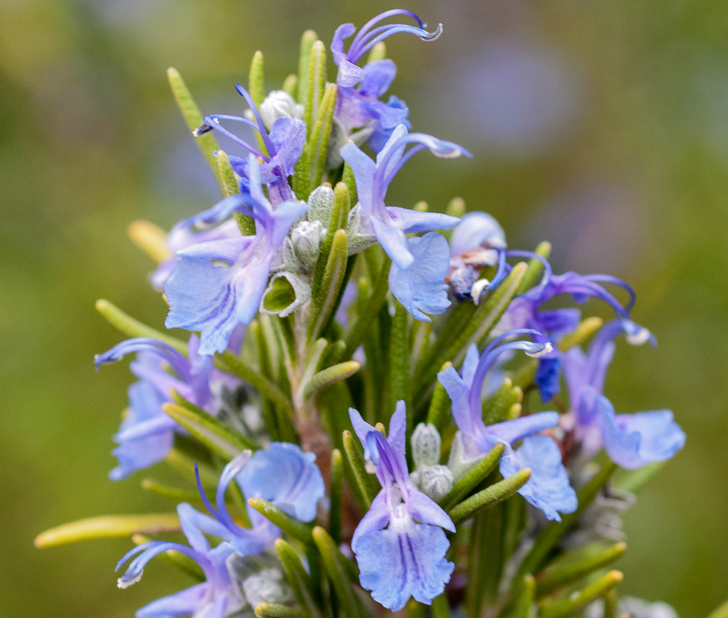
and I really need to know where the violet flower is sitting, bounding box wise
[115,504,244,617]
[562,320,685,469]
[438,331,577,521]
[95,335,230,480]
[341,124,469,320]
[194,85,305,205]
[349,402,455,611]
[164,155,309,355]
[332,10,442,151]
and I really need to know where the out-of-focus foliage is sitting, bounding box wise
[0,0,726,616]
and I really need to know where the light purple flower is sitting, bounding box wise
[332,10,441,151]
[563,320,685,469]
[115,503,244,617]
[341,124,469,320]
[349,402,455,611]
[195,85,305,205]
[164,155,309,355]
[438,331,577,521]
[95,335,232,480]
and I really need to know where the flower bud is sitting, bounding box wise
[242,568,294,606]
[411,465,453,502]
[259,90,304,130]
[411,423,442,469]
[291,220,325,267]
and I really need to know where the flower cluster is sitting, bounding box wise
[38,10,691,618]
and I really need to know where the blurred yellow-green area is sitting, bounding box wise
[1,0,726,616]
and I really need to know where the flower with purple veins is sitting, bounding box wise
[95,335,232,480]
[341,123,469,320]
[115,503,245,618]
[437,330,577,521]
[349,402,455,611]
[562,319,685,469]
[332,10,442,152]
[194,85,306,205]
[164,155,309,355]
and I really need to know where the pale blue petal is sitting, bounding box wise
[375,123,409,178]
[386,207,460,233]
[387,401,408,477]
[368,97,410,152]
[178,503,234,552]
[450,211,506,256]
[340,142,377,214]
[359,59,397,97]
[176,237,252,263]
[337,59,365,87]
[538,308,582,338]
[351,490,390,551]
[388,233,451,321]
[371,217,413,269]
[437,367,479,437]
[500,436,576,522]
[406,487,455,532]
[349,407,376,448]
[615,410,685,467]
[487,411,559,445]
[332,23,356,64]
[238,442,325,522]
[136,583,208,617]
[267,117,307,177]
[356,522,454,611]
[461,344,480,388]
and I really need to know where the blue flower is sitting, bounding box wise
[95,336,231,480]
[332,10,442,151]
[341,124,469,320]
[349,403,455,611]
[115,503,244,617]
[437,331,577,521]
[194,85,306,205]
[164,156,309,355]
[188,444,324,559]
[562,320,685,469]
[494,267,649,402]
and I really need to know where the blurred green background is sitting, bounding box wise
[1,0,726,615]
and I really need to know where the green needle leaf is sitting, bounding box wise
[307,229,348,343]
[537,571,623,618]
[141,478,203,503]
[342,429,380,508]
[513,575,536,618]
[283,74,298,97]
[432,594,453,618]
[216,149,241,198]
[34,513,180,548]
[303,361,360,403]
[366,41,387,63]
[312,182,349,297]
[391,300,412,412]
[329,449,344,545]
[255,603,310,618]
[707,600,728,618]
[304,41,326,141]
[517,241,551,295]
[516,461,618,579]
[426,361,453,433]
[448,468,531,525]
[297,30,318,104]
[163,398,257,458]
[536,542,627,597]
[167,67,222,191]
[249,51,269,155]
[128,220,171,263]
[309,83,337,188]
[248,498,314,546]
[483,378,523,425]
[275,539,322,616]
[439,443,506,510]
[95,299,187,355]
[557,317,604,352]
[603,589,618,618]
[312,527,363,617]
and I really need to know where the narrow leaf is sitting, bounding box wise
[366,41,386,63]
[313,527,363,617]
[217,149,242,198]
[432,594,453,618]
[275,539,321,616]
[329,449,344,545]
[512,575,536,618]
[141,478,203,502]
[445,197,466,218]
[128,220,171,263]
[517,461,618,579]
[248,498,314,546]
[557,317,604,352]
[537,571,623,618]
[483,378,523,425]
[312,181,349,296]
[614,461,665,494]
[35,513,180,548]
[449,468,531,525]
[95,299,187,355]
[167,67,222,190]
[283,74,298,97]
[307,230,348,343]
[391,300,411,412]
[342,162,357,204]
[426,361,453,433]
[310,83,337,187]
[255,603,310,618]
[342,430,379,508]
[343,257,392,355]
[163,400,256,458]
[297,30,318,104]
[249,51,269,156]
[439,443,505,510]
[303,361,360,403]
[707,600,728,618]
[304,41,326,141]
[536,542,627,597]
[517,241,552,295]
[603,589,618,618]
[164,447,219,487]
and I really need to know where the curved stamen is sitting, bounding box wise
[214,454,251,533]
[468,330,546,415]
[202,115,269,161]
[353,23,443,62]
[584,274,636,313]
[116,541,210,587]
[195,463,221,521]
[95,338,191,382]
[234,85,277,155]
[507,250,553,299]
[348,9,425,58]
